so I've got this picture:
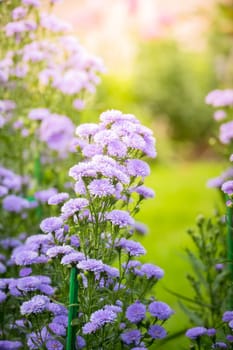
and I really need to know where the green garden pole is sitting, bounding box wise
[34,152,43,218]
[66,266,79,350]
[226,195,233,309]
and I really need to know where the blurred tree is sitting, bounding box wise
[133,40,217,143]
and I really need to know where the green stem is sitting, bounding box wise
[226,195,233,309]
[66,267,79,350]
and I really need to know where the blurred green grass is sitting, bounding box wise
[136,160,224,349]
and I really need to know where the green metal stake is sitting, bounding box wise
[226,195,233,309]
[34,152,43,218]
[66,266,78,350]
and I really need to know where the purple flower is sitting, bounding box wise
[19,267,32,277]
[127,159,150,178]
[206,89,233,107]
[61,252,85,265]
[107,140,127,157]
[126,301,146,323]
[27,327,51,349]
[121,329,142,345]
[215,263,224,271]
[46,339,63,350]
[0,290,7,303]
[35,188,58,203]
[229,319,233,328]
[117,238,146,256]
[28,108,50,120]
[40,217,63,233]
[212,342,227,349]
[73,99,85,111]
[226,335,233,342]
[20,295,50,315]
[148,301,174,320]
[14,250,38,266]
[132,185,155,199]
[148,325,167,339]
[106,210,134,227]
[46,245,74,258]
[207,328,216,336]
[141,263,164,279]
[17,276,41,292]
[61,198,89,219]
[0,341,22,349]
[48,192,69,205]
[222,181,233,196]
[222,311,233,322]
[75,123,100,138]
[76,336,86,349]
[49,322,66,336]
[185,326,207,339]
[213,110,226,121]
[22,0,40,6]
[77,258,104,273]
[0,185,8,197]
[88,179,115,197]
[220,121,233,144]
[3,195,29,212]
[83,306,118,334]
[12,7,27,20]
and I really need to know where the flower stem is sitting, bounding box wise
[66,267,78,350]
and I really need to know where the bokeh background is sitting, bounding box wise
[53,0,233,348]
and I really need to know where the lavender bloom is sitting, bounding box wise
[77,259,104,273]
[27,327,51,349]
[220,121,233,144]
[20,295,50,315]
[76,336,86,349]
[48,192,69,205]
[132,185,155,199]
[185,326,207,339]
[47,302,67,316]
[148,301,174,320]
[19,267,32,277]
[126,159,150,178]
[35,188,58,203]
[0,290,7,303]
[14,251,38,266]
[76,123,100,138]
[106,210,134,227]
[107,140,127,157]
[61,198,89,219]
[83,307,118,334]
[222,181,233,196]
[229,320,233,328]
[148,325,167,339]
[73,99,85,110]
[22,0,40,6]
[222,311,233,322]
[0,341,22,349]
[28,108,50,120]
[40,217,63,233]
[88,178,115,197]
[12,7,27,20]
[215,263,224,271]
[141,263,164,279]
[2,195,29,212]
[207,328,216,336]
[212,343,227,349]
[213,110,226,121]
[0,262,6,273]
[0,185,8,197]
[121,329,142,345]
[61,252,85,265]
[17,276,41,292]
[126,301,146,323]
[46,339,64,350]
[46,245,74,258]
[117,238,146,256]
[49,322,66,336]
[226,335,233,342]
[206,89,233,107]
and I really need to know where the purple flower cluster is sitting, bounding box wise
[83,305,121,334]
[206,89,233,107]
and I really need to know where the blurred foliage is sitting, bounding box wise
[133,40,217,143]
[208,0,233,85]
